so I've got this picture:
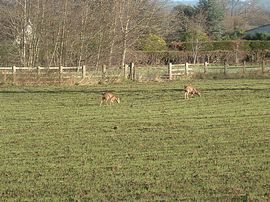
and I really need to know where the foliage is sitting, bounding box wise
[182,41,234,51]
[244,32,270,40]
[196,0,224,39]
[173,5,196,32]
[249,40,270,50]
[179,40,270,51]
[0,0,163,67]
[222,30,245,40]
[182,26,209,42]
[0,41,18,66]
[168,0,225,42]
[238,40,252,51]
[211,41,236,51]
[0,79,269,201]
[168,5,198,42]
[136,34,167,51]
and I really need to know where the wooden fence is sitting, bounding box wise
[0,61,269,84]
[167,61,269,80]
[0,65,86,84]
[168,62,198,79]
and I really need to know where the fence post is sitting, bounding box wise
[204,62,208,74]
[224,61,228,75]
[235,42,239,65]
[82,65,86,79]
[261,60,265,73]
[12,66,16,84]
[124,64,128,79]
[59,66,63,83]
[129,62,134,80]
[168,63,172,80]
[102,64,107,79]
[129,63,132,80]
[185,62,189,75]
[242,61,246,74]
[59,66,63,73]
[37,66,41,75]
[12,65,16,74]
[2,70,7,83]
[132,63,136,81]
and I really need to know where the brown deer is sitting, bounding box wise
[100,91,120,106]
[184,85,201,99]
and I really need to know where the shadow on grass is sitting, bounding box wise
[0,86,268,94]
[202,87,268,91]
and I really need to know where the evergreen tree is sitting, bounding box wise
[196,0,224,39]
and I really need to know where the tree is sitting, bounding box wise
[185,24,209,64]
[117,0,164,67]
[221,0,270,33]
[196,0,225,39]
[0,0,165,67]
[167,5,196,41]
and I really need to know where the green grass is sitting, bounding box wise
[0,79,269,201]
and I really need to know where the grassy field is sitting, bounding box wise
[0,79,269,201]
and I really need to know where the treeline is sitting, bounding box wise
[0,0,270,67]
[177,40,270,51]
[0,0,165,67]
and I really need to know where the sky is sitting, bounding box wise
[172,0,198,5]
[174,0,198,1]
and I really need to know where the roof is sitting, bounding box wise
[245,24,270,35]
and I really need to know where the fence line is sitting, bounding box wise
[0,65,85,71]
[205,60,267,75]
[167,61,269,79]
[0,61,269,84]
[0,65,86,84]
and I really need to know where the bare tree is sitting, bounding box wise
[117,0,164,67]
[0,0,167,67]
[222,0,269,32]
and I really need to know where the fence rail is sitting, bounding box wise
[167,62,207,79]
[0,62,269,84]
[0,65,86,84]
[0,65,85,71]
[166,61,269,79]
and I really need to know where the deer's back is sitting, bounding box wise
[102,92,114,100]
[184,85,194,93]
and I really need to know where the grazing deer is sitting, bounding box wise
[184,85,201,99]
[100,91,120,106]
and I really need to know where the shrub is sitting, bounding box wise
[244,32,270,40]
[249,41,270,50]
[180,40,270,51]
[136,34,167,52]
[0,41,18,66]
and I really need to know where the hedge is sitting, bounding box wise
[179,40,270,51]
